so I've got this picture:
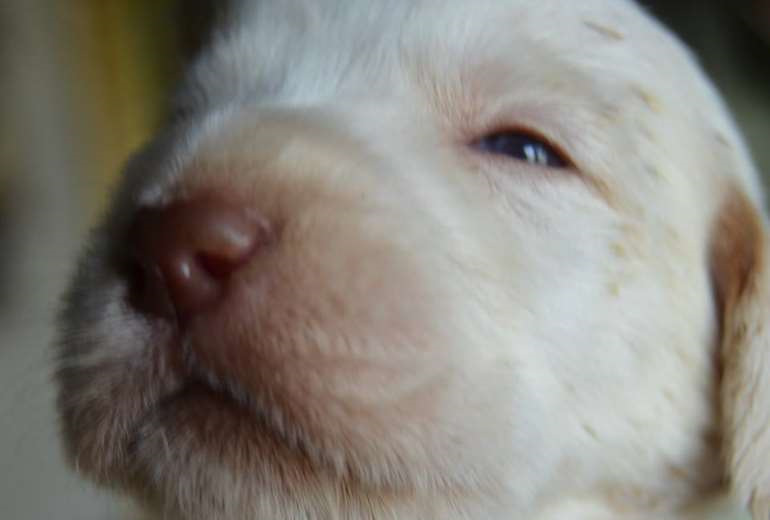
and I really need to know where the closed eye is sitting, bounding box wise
[472,130,571,169]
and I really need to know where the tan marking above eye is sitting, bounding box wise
[583,20,625,41]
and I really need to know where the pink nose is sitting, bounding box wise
[127,197,269,320]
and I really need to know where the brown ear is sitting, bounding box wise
[711,184,770,519]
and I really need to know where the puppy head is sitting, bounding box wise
[56,1,770,518]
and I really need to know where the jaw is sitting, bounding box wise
[57,313,520,520]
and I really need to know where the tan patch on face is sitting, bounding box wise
[583,20,625,41]
[709,183,764,314]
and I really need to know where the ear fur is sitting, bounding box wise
[711,184,770,520]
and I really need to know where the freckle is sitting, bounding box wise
[611,242,626,258]
[644,163,665,179]
[638,124,657,143]
[632,85,664,113]
[598,104,622,124]
[714,131,731,148]
[667,465,689,481]
[663,388,674,401]
[544,76,569,90]
[675,348,693,364]
[608,281,621,297]
[582,424,600,440]
[583,20,625,41]
[621,223,641,242]
[665,227,681,243]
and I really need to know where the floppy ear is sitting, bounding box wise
[710,184,770,520]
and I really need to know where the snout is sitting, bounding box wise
[110,113,465,470]
[58,109,516,501]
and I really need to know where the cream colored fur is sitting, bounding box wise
[55,1,769,519]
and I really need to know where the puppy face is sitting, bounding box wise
[56,1,770,519]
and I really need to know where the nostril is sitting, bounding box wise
[197,251,243,279]
[126,197,270,321]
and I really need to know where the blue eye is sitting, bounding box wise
[474,131,570,168]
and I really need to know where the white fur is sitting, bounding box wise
[56,1,769,519]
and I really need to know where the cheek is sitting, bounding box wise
[188,213,454,416]
[481,173,631,395]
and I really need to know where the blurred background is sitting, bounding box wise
[0,1,767,518]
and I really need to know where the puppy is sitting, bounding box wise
[55,1,770,519]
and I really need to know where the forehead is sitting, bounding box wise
[189,0,688,108]
[181,0,756,210]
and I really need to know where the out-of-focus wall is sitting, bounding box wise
[0,1,766,519]
[0,1,187,518]
[646,0,770,176]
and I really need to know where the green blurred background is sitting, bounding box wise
[0,1,767,518]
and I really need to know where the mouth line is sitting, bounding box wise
[123,374,249,450]
[122,374,350,488]
[157,373,256,420]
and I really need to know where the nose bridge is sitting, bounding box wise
[169,106,394,215]
[199,107,369,171]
